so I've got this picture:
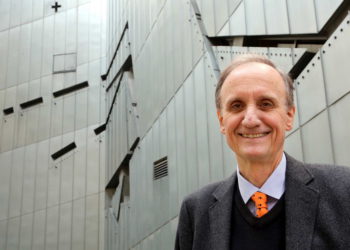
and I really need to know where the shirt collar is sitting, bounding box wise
[237,153,286,204]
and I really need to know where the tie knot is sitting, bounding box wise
[251,191,267,203]
[251,191,268,218]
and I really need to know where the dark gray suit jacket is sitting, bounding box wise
[175,154,350,250]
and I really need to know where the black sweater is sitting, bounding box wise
[231,185,285,250]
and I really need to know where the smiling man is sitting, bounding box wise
[175,54,350,250]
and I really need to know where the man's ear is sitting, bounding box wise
[217,110,225,134]
[285,105,296,131]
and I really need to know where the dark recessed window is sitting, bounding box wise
[20,97,43,109]
[94,123,106,135]
[51,142,77,160]
[153,156,168,180]
[53,81,89,98]
[3,107,14,115]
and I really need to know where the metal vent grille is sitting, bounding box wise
[153,156,168,180]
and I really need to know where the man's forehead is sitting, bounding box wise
[226,61,281,79]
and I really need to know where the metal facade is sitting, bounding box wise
[0,0,106,249]
[1,0,350,249]
[104,0,350,249]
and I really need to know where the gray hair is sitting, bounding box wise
[215,54,294,109]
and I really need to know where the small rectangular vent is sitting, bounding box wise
[3,107,14,115]
[53,81,89,97]
[153,156,168,180]
[20,97,43,109]
[51,142,77,160]
[94,123,106,135]
[53,53,77,74]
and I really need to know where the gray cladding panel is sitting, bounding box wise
[1,111,16,152]
[322,15,350,104]
[314,0,342,30]
[74,129,87,200]
[22,144,36,214]
[0,30,8,89]
[264,0,289,34]
[85,194,99,250]
[58,202,72,250]
[0,151,11,220]
[193,58,210,187]
[329,93,350,166]
[9,148,25,218]
[32,210,46,250]
[42,16,54,76]
[199,0,215,35]
[72,198,85,250]
[228,1,246,36]
[296,52,327,125]
[301,111,334,164]
[7,27,20,87]
[285,130,303,162]
[181,2,193,82]
[35,140,49,210]
[60,151,74,203]
[46,206,59,250]
[214,0,229,34]
[18,23,31,85]
[0,0,11,32]
[204,66,225,182]
[287,0,317,34]
[183,75,199,193]
[19,213,34,250]
[174,87,187,204]
[6,217,20,250]
[166,99,179,218]
[30,19,43,82]
[86,126,100,195]
[245,0,266,35]
[20,0,33,24]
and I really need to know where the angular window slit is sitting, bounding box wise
[20,97,43,109]
[53,81,89,97]
[94,123,106,135]
[3,107,14,115]
[153,156,168,180]
[51,142,77,160]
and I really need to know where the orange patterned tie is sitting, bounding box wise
[251,191,268,218]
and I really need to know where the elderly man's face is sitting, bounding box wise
[217,62,295,163]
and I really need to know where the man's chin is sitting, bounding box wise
[237,150,270,162]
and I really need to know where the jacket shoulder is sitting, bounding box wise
[181,175,235,213]
[305,162,350,190]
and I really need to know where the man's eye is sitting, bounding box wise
[260,101,273,108]
[231,102,242,110]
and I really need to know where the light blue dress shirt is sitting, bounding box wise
[237,153,286,216]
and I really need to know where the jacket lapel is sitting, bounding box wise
[285,154,320,250]
[208,175,236,250]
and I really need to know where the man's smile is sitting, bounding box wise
[238,132,270,138]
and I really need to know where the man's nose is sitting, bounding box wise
[241,106,261,128]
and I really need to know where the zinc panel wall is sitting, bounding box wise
[288,14,350,165]
[0,1,106,250]
[107,0,350,249]
[128,55,230,246]
[0,28,105,154]
[213,0,344,36]
[131,0,203,137]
